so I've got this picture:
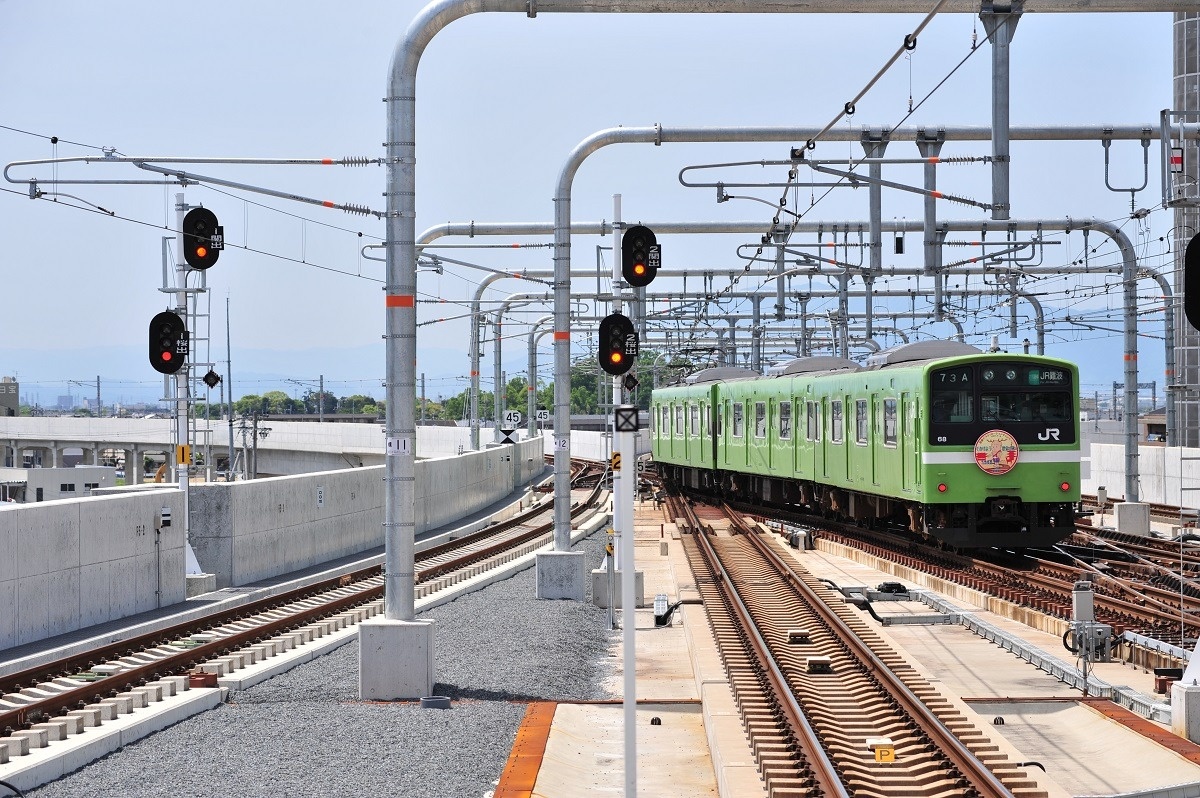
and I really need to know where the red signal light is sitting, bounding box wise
[195,246,208,259]
[937,483,948,493]
[162,352,173,362]
[1060,482,1071,492]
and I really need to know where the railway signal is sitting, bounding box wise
[182,207,223,270]
[621,225,659,288]
[599,312,638,376]
[1186,233,1200,332]
[149,311,188,375]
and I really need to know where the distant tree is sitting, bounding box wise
[302,390,338,415]
[339,394,382,416]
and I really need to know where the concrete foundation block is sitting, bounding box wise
[535,550,587,601]
[1116,502,1151,536]
[160,675,188,694]
[185,573,217,598]
[0,735,29,757]
[591,569,645,609]
[13,728,49,749]
[136,684,164,703]
[1172,682,1200,742]
[358,618,434,701]
[66,708,100,729]
[32,720,68,741]
[120,690,148,710]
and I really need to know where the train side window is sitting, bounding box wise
[831,400,843,444]
[855,399,869,445]
[754,402,766,438]
[690,404,700,436]
[732,402,744,438]
[675,405,684,436]
[883,399,897,446]
[661,406,670,433]
[779,401,792,440]
[716,404,724,436]
[702,405,710,438]
[806,401,820,441]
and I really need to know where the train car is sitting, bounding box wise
[651,367,756,489]
[651,341,1080,549]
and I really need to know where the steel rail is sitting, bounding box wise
[723,506,1016,798]
[684,502,849,797]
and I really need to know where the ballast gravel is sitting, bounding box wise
[28,533,614,798]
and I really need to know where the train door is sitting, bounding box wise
[899,393,912,492]
[820,397,829,479]
[871,395,879,486]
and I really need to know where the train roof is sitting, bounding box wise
[864,340,982,369]
[769,356,861,376]
[683,366,760,384]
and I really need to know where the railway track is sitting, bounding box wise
[686,485,1200,670]
[0,462,607,764]
[669,492,1035,798]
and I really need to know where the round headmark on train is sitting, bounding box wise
[974,430,1019,475]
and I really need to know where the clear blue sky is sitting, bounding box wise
[0,2,1176,409]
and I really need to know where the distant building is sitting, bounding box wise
[56,395,72,411]
[0,466,117,503]
[0,377,16,417]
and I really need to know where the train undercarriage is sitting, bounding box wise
[665,463,1077,550]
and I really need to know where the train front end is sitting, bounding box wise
[922,355,1080,549]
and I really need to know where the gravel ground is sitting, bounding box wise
[28,532,614,798]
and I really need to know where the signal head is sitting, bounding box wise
[149,311,189,375]
[182,207,222,270]
[621,225,659,288]
[598,312,638,376]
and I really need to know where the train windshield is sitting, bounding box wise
[929,362,1075,445]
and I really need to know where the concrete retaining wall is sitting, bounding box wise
[544,430,652,461]
[1085,443,1200,507]
[0,489,186,651]
[190,435,546,588]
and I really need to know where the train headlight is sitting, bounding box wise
[1060,481,1071,492]
[937,483,948,493]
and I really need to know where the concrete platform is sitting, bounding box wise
[509,493,1200,798]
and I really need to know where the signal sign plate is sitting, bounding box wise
[611,452,622,472]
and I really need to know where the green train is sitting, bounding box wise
[650,341,1081,549]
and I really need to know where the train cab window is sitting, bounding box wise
[981,391,1071,423]
[931,366,974,422]
[754,402,767,438]
[855,399,869,445]
[883,399,897,446]
[690,405,700,436]
[779,401,792,440]
[830,400,843,444]
[732,402,744,438]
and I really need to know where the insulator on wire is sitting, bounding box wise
[340,156,374,167]
[343,203,373,216]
